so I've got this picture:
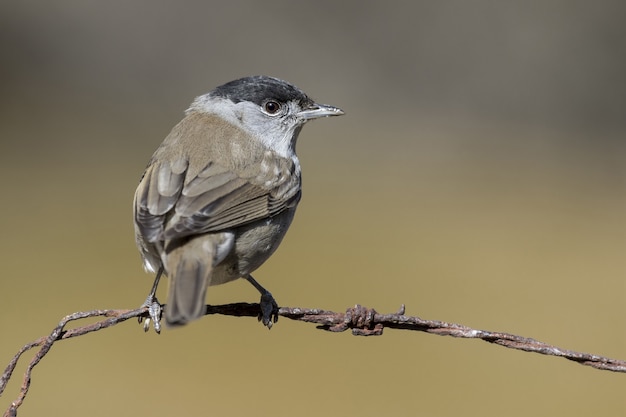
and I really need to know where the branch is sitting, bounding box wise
[1,303,624,416]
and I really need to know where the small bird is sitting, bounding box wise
[133,76,344,330]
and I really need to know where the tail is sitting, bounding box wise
[163,238,214,326]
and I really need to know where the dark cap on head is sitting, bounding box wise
[210,75,314,108]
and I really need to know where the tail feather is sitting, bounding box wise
[164,238,214,326]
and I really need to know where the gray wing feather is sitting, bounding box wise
[135,157,300,243]
[134,158,188,243]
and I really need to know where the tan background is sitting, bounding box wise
[1,1,625,416]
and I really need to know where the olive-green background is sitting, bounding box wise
[1,1,624,416]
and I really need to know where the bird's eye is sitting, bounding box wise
[263,100,281,114]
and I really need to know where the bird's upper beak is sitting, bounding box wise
[298,103,344,120]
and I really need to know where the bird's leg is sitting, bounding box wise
[139,266,164,333]
[245,274,279,328]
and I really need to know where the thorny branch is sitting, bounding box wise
[2,303,625,417]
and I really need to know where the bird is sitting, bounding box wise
[133,75,344,331]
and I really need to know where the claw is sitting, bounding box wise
[259,291,279,328]
[139,267,165,333]
[245,274,278,328]
[140,295,163,334]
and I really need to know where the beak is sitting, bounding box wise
[298,103,345,120]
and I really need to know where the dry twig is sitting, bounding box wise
[1,303,624,417]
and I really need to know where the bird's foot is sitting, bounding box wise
[138,294,163,334]
[258,291,279,329]
[244,274,279,329]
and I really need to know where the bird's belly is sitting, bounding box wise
[210,208,296,285]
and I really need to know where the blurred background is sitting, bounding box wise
[1,1,625,416]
